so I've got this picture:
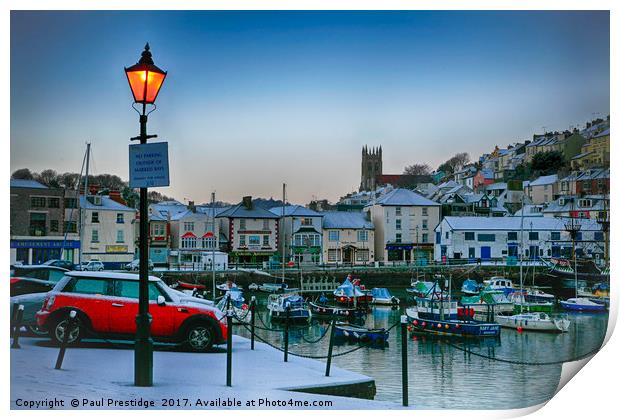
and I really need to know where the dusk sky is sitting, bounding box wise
[10,11,610,205]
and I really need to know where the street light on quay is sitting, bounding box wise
[125,43,167,387]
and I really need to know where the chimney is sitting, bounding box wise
[242,196,253,210]
[108,190,127,206]
[188,201,196,213]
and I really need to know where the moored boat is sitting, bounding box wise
[259,283,289,293]
[370,288,400,305]
[559,297,607,312]
[461,279,481,296]
[309,301,366,318]
[496,312,570,333]
[509,291,554,313]
[483,277,517,296]
[334,322,389,345]
[333,278,372,305]
[267,292,311,322]
[460,290,514,321]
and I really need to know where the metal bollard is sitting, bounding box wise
[401,315,409,407]
[250,296,256,350]
[325,314,337,377]
[226,296,233,387]
[284,304,290,362]
[11,304,25,349]
[55,310,77,369]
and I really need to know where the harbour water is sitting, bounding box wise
[233,287,609,409]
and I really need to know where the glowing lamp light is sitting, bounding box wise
[125,43,167,104]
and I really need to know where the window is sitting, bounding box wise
[357,230,369,242]
[395,233,402,243]
[328,249,339,262]
[63,278,109,295]
[422,207,428,216]
[507,232,518,241]
[48,197,60,208]
[91,230,99,243]
[395,207,402,216]
[64,221,77,233]
[64,198,77,209]
[328,231,340,242]
[578,199,592,208]
[151,223,165,236]
[576,232,583,241]
[551,231,561,241]
[116,213,124,223]
[91,212,99,223]
[263,235,270,246]
[50,220,59,232]
[183,222,194,231]
[465,232,475,241]
[422,233,428,243]
[263,219,270,230]
[529,232,539,240]
[248,235,260,246]
[301,218,312,226]
[239,235,246,247]
[30,196,46,208]
[594,232,604,241]
[395,219,402,230]
[202,237,216,249]
[477,234,496,242]
[445,232,449,239]
[116,230,124,243]
[115,280,162,301]
[422,219,428,230]
[356,250,369,261]
[181,237,197,248]
[239,219,246,230]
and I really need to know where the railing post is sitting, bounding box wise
[401,314,409,407]
[11,304,24,349]
[250,296,256,350]
[55,310,77,369]
[325,314,336,376]
[284,303,290,362]
[226,295,233,387]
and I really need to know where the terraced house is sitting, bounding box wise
[269,205,324,265]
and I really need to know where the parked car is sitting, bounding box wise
[125,259,154,271]
[10,265,68,290]
[10,277,55,297]
[11,292,49,335]
[43,259,75,270]
[36,271,227,352]
[76,260,104,271]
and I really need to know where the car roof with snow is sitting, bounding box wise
[66,271,162,282]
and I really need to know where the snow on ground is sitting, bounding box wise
[11,335,405,410]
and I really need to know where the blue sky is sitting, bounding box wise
[10,11,610,204]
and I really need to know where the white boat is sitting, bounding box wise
[483,277,516,295]
[259,283,288,293]
[370,288,400,305]
[460,290,514,321]
[496,312,570,333]
[267,292,311,322]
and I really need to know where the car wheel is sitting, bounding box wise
[50,316,83,345]
[185,323,215,352]
[27,324,48,337]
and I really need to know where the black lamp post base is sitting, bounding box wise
[134,313,153,386]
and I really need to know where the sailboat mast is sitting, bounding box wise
[519,196,524,305]
[79,142,91,266]
[282,183,286,284]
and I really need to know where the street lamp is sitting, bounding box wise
[125,43,167,387]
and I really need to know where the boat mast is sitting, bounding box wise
[60,145,87,261]
[519,195,525,307]
[79,142,91,267]
[282,183,286,284]
[211,191,216,301]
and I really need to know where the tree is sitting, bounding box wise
[531,151,565,175]
[403,163,431,176]
[438,152,471,175]
[11,168,34,180]
[36,169,60,187]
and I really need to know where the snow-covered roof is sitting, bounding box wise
[592,128,609,138]
[486,182,507,190]
[10,179,48,189]
[322,211,374,229]
[374,188,439,207]
[268,205,323,218]
[216,203,279,219]
[529,175,558,187]
[66,271,161,281]
[79,196,136,212]
[441,216,602,231]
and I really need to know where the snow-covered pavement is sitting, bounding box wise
[11,335,406,410]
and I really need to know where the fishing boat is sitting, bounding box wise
[334,322,389,345]
[333,278,372,305]
[406,297,500,337]
[460,290,514,321]
[496,312,570,333]
[267,292,311,322]
[309,301,366,318]
[406,280,436,297]
[370,288,400,305]
[259,283,289,293]
[559,297,606,312]
[483,277,517,295]
[524,287,556,304]
[461,279,481,296]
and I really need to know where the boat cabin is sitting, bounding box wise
[415,297,458,320]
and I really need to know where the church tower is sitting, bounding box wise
[360,145,382,191]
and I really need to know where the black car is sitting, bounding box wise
[43,259,75,270]
[10,276,56,297]
[11,265,68,293]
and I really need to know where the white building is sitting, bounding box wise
[269,205,324,265]
[322,211,374,264]
[434,216,605,262]
[79,195,137,269]
[366,188,441,263]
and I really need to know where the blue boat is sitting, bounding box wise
[461,279,481,296]
[559,297,607,312]
[406,283,500,337]
[267,293,311,322]
[309,301,366,319]
[334,322,389,345]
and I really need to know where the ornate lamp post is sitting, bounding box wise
[125,43,167,387]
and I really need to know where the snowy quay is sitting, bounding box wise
[10,335,405,410]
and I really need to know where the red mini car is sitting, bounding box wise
[36,271,227,352]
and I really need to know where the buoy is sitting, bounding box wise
[437,323,442,329]
[413,320,418,326]
[517,326,524,333]
[445,324,450,329]
[421,322,426,327]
